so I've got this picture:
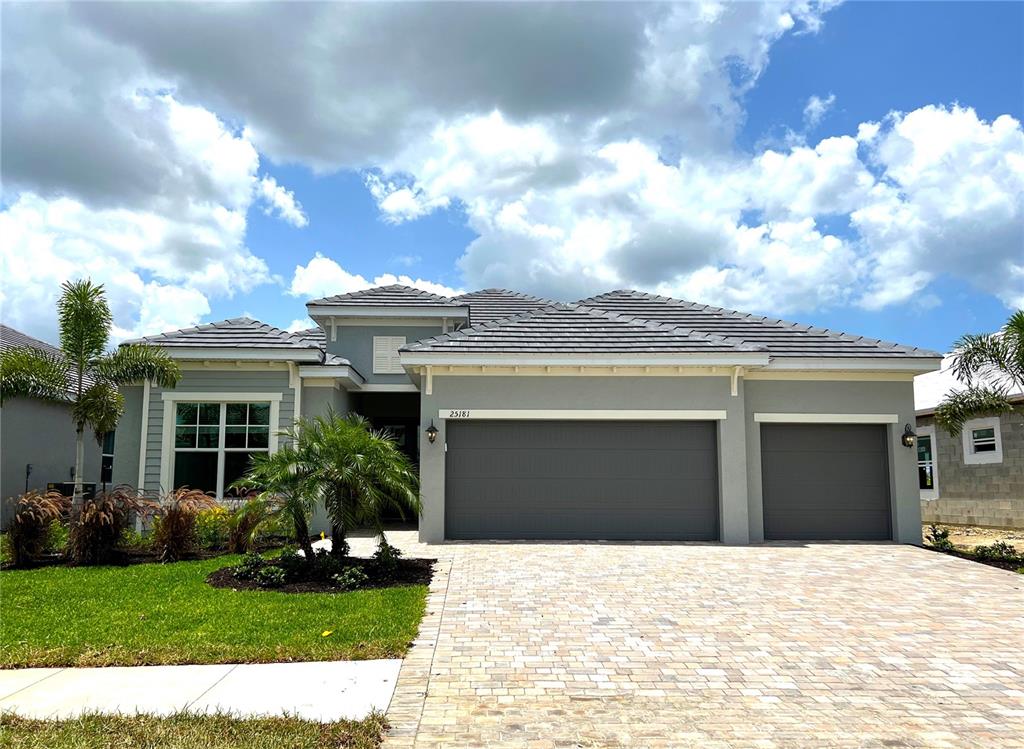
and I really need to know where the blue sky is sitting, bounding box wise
[3,1,1022,352]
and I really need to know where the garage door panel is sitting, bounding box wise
[761,423,891,541]
[445,420,719,540]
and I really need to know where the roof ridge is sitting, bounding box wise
[307,283,457,306]
[583,290,940,357]
[124,316,320,349]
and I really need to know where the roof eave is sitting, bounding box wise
[158,347,323,362]
[306,304,470,319]
[399,351,771,367]
[765,356,944,373]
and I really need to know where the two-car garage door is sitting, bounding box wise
[444,420,719,540]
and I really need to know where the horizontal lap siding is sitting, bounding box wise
[143,370,295,492]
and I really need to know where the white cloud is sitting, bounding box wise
[803,93,836,128]
[288,253,463,300]
[257,176,308,227]
[286,317,315,332]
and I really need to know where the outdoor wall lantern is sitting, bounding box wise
[901,424,917,448]
[426,420,439,444]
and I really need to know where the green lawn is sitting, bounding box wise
[0,712,386,749]
[0,555,427,668]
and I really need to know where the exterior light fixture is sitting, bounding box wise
[901,424,916,448]
[426,420,439,444]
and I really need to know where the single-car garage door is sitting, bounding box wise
[445,420,719,540]
[761,423,892,540]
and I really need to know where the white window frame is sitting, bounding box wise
[159,393,282,497]
[373,336,406,374]
[962,416,1003,465]
[916,425,938,500]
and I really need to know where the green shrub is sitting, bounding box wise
[333,566,369,591]
[8,492,70,567]
[308,547,343,580]
[973,540,1022,563]
[117,527,150,551]
[275,547,306,580]
[195,506,230,550]
[235,551,266,580]
[925,524,955,551]
[372,539,403,574]
[255,565,287,588]
[44,521,69,555]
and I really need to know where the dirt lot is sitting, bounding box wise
[923,523,1024,551]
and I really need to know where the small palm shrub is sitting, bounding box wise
[8,491,70,567]
[152,488,219,562]
[68,486,159,565]
[333,567,369,591]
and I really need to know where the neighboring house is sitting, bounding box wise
[113,285,942,544]
[0,324,110,528]
[914,356,1024,529]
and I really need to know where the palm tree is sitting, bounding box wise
[935,310,1024,434]
[293,411,420,555]
[235,444,319,559]
[0,280,181,510]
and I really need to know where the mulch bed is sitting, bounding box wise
[206,556,435,593]
[922,544,1023,572]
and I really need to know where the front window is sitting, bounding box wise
[101,431,115,486]
[917,434,935,491]
[173,401,271,496]
[962,416,1002,466]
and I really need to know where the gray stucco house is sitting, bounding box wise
[113,285,942,545]
[1,324,109,528]
[915,357,1023,529]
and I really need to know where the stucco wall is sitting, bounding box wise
[325,325,442,385]
[917,411,1024,528]
[1,398,104,528]
[417,374,921,545]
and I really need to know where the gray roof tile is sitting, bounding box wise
[307,284,462,307]
[0,324,64,357]
[124,317,321,350]
[451,289,554,324]
[578,290,942,358]
[403,303,766,355]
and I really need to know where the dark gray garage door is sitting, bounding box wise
[444,420,718,540]
[761,423,892,540]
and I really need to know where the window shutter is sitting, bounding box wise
[373,336,406,374]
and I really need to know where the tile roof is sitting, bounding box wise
[578,290,942,359]
[452,289,555,325]
[124,317,322,350]
[0,324,64,357]
[402,303,767,355]
[307,284,463,308]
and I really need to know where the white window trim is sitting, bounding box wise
[917,425,939,500]
[962,416,1003,465]
[373,336,406,374]
[159,393,282,496]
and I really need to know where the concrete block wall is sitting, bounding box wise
[918,411,1024,529]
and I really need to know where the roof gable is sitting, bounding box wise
[124,317,321,350]
[579,290,941,359]
[307,284,459,307]
[451,288,555,324]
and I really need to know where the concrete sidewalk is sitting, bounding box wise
[0,659,401,722]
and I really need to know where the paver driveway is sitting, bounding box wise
[380,535,1024,748]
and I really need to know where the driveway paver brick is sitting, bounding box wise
[380,535,1023,748]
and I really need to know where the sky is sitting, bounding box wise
[1,1,1022,353]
